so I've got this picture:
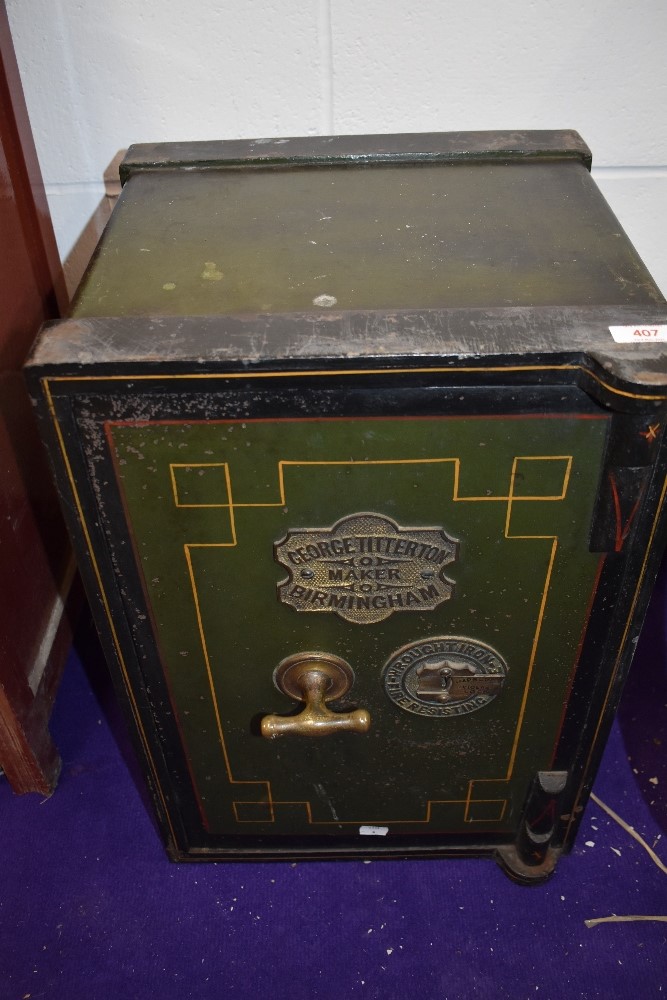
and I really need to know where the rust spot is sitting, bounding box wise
[634,369,667,385]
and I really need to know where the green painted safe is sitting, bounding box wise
[27,131,667,881]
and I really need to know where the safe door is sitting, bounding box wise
[37,367,627,880]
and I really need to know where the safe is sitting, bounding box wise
[27,131,667,881]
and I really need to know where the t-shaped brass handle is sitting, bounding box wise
[260,652,371,739]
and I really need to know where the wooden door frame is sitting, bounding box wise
[0,1,76,795]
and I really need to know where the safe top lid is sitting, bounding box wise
[70,130,664,320]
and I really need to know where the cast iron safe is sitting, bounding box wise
[27,131,667,881]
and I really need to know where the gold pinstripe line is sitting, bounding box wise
[468,456,571,806]
[167,456,574,512]
[177,450,573,826]
[565,474,667,840]
[42,379,180,846]
[183,545,273,814]
[229,797,509,825]
[45,365,667,401]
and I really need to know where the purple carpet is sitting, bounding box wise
[2,569,666,1000]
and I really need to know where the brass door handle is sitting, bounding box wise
[260,652,371,739]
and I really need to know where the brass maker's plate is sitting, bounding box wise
[275,512,458,625]
[383,637,508,717]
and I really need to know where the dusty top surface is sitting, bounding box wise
[71,157,664,319]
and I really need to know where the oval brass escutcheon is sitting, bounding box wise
[260,652,371,739]
[382,636,508,717]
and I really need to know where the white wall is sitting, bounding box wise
[7,0,667,295]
